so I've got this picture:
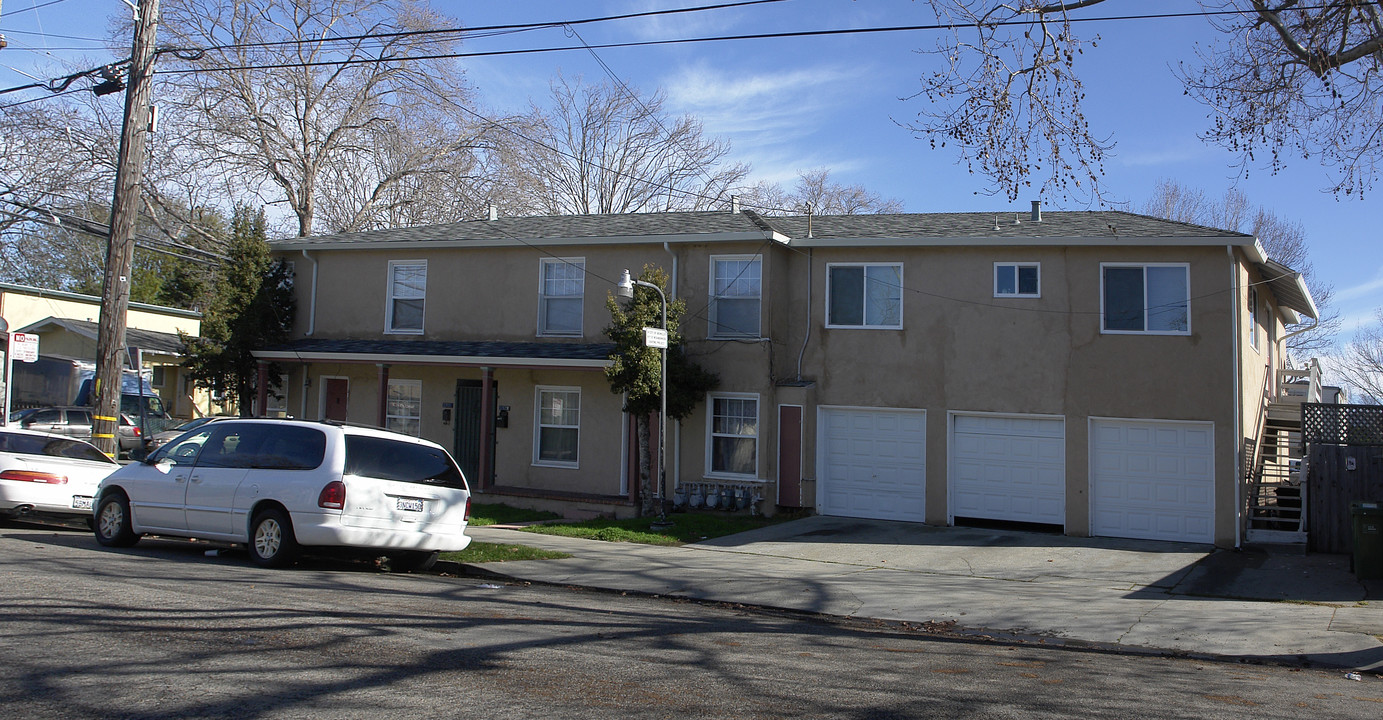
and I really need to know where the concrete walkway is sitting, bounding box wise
[454,516,1383,671]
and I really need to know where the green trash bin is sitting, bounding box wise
[1351,502,1383,580]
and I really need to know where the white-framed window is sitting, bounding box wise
[538,257,584,337]
[1248,286,1260,351]
[707,393,758,477]
[1101,263,1190,335]
[826,263,903,329]
[264,372,289,418]
[386,260,426,334]
[709,255,762,338]
[385,379,422,436]
[534,386,580,467]
[994,262,1040,298]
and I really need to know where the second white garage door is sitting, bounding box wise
[1090,419,1215,544]
[950,414,1066,526]
[818,407,927,522]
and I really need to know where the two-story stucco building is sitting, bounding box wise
[255,203,1317,547]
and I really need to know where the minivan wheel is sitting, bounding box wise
[388,550,439,573]
[248,508,299,568]
[94,493,139,548]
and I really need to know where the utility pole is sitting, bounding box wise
[93,0,159,456]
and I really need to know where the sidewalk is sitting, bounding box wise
[452,516,1383,671]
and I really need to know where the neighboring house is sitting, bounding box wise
[257,204,1318,548]
[0,283,223,419]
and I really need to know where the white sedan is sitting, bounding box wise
[0,428,120,522]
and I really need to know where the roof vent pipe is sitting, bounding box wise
[806,203,814,238]
[488,203,498,221]
[731,195,739,214]
[1031,200,1042,222]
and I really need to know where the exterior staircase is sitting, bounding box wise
[1244,361,1321,545]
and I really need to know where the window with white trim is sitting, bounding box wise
[386,260,426,334]
[709,255,761,338]
[1248,287,1259,350]
[1101,263,1190,335]
[994,262,1040,298]
[385,379,422,436]
[534,387,580,466]
[827,263,902,328]
[708,394,758,477]
[538,258,585,336]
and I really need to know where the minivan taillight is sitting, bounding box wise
[318,480,346,509]
[464,496,471,522]
[0,470,67,484]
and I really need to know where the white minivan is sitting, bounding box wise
[94,419,472,570]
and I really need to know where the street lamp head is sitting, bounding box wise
[615,268,634,300]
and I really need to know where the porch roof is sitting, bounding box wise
[253,338,615,369]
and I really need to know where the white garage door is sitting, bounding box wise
[1090,419,1215,544]
[818,407,926,521]
[951,414,1065,526]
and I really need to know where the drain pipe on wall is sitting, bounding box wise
[300,250,318,337]
[796,248,813,382]
[664,242,681,494]
[1229,245,1242,550]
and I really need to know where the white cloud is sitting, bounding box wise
[1336,265,1383,302]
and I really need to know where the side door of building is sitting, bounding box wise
[183,424,263,538]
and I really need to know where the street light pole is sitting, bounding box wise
[616,269,672,529]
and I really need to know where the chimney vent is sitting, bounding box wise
[731,195,740,214]
[488,203,498,221]
[1030,200,1042,222]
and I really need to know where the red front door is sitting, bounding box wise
[324,378,349,421]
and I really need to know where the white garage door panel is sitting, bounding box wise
[951,415,1065,525]
[819,408,926,522]
[1090,419,1214,544]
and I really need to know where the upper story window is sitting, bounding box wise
[538,258,585,337]
[1248,287,1260,351]
[386,260,426,334]
[534,386,580,467]
[827,263,902,329]
[710,255,762,338]
[1101,263,1190,335]
[994,262,1040,298]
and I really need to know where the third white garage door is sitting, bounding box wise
[818,407,927,522]
[950,414,1066,526]
[1089,419,1215,544]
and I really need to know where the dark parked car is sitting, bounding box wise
[9,407,144,457]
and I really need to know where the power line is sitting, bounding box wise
[0,0,71,18]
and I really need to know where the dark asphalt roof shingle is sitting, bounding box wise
[260,338,616,361]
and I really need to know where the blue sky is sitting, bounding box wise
[1,0,1378,350]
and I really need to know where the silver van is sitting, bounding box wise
[93,419,472,570]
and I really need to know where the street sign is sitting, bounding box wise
[10,332,38,363]
[643,327,668,349]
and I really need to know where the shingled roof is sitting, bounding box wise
[255,339,616,367]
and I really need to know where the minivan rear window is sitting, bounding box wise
[344,436,467,489]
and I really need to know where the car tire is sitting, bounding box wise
[94,492,139,548]
[248,508,299,568]
[388,550,439,573]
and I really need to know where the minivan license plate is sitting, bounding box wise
[72,496,93,510]
[396,498,424,512]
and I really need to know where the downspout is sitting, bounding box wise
[1228,246,1242,549]
[663,242,680,494]
[300,249,318,337]
[796,249,813,382]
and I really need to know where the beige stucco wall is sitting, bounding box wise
[0,291,200,337]
[282,236,1261,544]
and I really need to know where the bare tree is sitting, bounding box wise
[740,168,905,215]
[1338,312,1383,403]
[154,0,488,236]
[499,75,749,215]
[1143,179,1341,355]
[907,2,1382,201]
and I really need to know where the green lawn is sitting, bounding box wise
[440,542,570,564]
[520,512,793,546]
[467,502,563,527]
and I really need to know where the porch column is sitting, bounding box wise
[479,366,494,490]
[255,361,269,418]
[376,363,390,428]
